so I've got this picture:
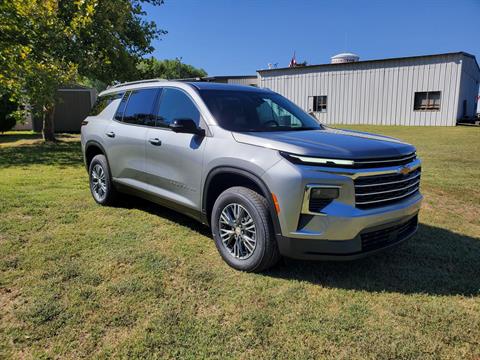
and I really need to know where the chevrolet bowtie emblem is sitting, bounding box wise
[399,166,412,175]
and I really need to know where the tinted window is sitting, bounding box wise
[114,92,130,121]
[156,88,200,128]
[122,88,159,125]
[89,92,124,116]
[199,90,321,132]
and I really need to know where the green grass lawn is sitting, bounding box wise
[0,126,479,359]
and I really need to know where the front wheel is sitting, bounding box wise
[211,186,280,272]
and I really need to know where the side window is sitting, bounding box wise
[114,92,130,121]
[90,92,124,116]
[122,88,159,126]
[156,88,200,128]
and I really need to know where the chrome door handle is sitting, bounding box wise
[148,138,162,146]
[105,131,115,138]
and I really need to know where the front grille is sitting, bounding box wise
[354,167,421,209]
[352,152,417,169]
[361,215,418,252]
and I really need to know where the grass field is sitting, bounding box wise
[0,126,479,359]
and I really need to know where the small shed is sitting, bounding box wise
[32,85,97,133]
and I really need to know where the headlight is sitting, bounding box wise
[280,151,354,167]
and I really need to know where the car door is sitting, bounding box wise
[105,88,160,189]
[145,87,207,211]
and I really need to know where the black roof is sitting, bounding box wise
[186,82,268,92]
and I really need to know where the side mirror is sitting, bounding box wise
[170,118,205,136]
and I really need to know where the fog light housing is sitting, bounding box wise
[302,185,341,214]
[310,187,339,200]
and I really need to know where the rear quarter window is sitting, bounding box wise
[89,92,124,116]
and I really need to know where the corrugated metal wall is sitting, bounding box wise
[55,89,94,132]
[227,77,258,86]
[458,56,480,118]
[259,53,480,126]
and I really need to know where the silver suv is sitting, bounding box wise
[81,80,422,272]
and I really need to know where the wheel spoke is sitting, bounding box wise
[91,164,107,201]
[242,237,255,252]
[219,203,257,260]
[220,212,234,227]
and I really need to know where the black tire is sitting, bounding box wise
[211,186,281,272]
[88,154,117,206]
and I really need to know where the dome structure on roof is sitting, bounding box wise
[331,52,360,64]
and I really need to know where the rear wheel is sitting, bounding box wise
[211,186,280,272]
[89,154,117,205]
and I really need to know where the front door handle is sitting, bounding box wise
[148,138,162,146]
[105,131,115,138]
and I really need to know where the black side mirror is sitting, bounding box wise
[170,118,205,136]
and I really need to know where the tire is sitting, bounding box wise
[88,154,117,206]
[211,186,281,272]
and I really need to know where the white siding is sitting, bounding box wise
[227,77,258,86]
[258,53,480,126]
[457,56,480,118]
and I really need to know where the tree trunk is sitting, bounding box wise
[42,105,56,142]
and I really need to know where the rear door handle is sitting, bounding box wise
[105,131,115,138]
[148,138,162,146]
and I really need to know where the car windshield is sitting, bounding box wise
[198,89,323,132]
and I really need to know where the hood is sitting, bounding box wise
[232,127,415,160]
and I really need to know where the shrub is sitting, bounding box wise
[0,94,18,133]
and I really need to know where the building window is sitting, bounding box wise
[312,96,327,112]
[414,91,441,111]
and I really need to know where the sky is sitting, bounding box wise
[143,0,480,76]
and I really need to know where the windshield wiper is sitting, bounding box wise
[241,127,321,132]
[289,127,319,131]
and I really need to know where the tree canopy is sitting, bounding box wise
[0,0,166,140]
[137,57,207,80]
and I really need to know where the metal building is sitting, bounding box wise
[179,75,258,87]
[203,75,258,87]
[258,52,480,126]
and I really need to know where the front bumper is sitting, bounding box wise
[277,212,419,260]
[263,157,423,260]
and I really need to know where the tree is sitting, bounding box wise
[0,0,166,141]
[0,94,17,133]
[137,57,207,80]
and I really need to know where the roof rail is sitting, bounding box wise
[109,78,168,89]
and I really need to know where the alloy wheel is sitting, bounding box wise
[91,164,107,202]
[219,203,257,259]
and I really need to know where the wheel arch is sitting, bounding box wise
[202,166,282,236]
[84,140,107,171]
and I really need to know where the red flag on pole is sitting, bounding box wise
[289,51,297,68]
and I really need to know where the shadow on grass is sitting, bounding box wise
[0,140,82,167]
[0,132,42,144]
[114,194,480,296]
[265,224,480,296]
[114,195,211,237]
